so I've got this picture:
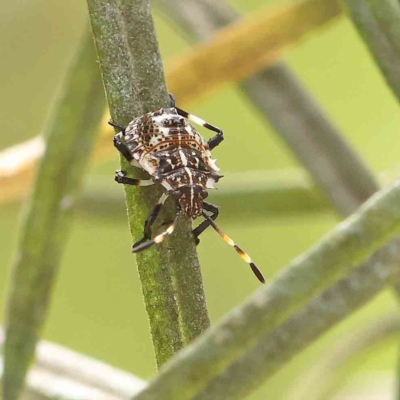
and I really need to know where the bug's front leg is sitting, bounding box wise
[172,97,225,150]
[192,201,220,245]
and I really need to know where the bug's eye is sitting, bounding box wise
[162,118,170,126]
[201,190,208,199]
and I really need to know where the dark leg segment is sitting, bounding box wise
[201,211,265,284]
[192,201,220,245]
[114,170,153,186]
[113,134,133,163]
[133,208,180,253]
[109,120,134,162]
[174,106,224,150]
[132,193,169,249]
[108,119,126,133]
[207,133,224,150]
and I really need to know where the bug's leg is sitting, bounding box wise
[192,201,219,245]
[175,106,224,150]
[108,120,126,133]
[202,211,265,284]
[115,170,154,186]
[113,132,134,163]
[133,193,169,248]
[109,120,134,162]
[133,208,180,253]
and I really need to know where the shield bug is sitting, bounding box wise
[110,95,264,283]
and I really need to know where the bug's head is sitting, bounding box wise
[173,185,208,219]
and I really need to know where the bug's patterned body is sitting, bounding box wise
[118,107,221,218]
[111,96,265,283]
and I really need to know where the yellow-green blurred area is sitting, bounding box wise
[1,0,400,399]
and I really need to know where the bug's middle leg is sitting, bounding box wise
[114,170,154,186]
[192,201,220,245]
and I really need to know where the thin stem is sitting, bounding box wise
[343,0,400,103]
[0,0,343,206]
[286,312,400,400]
[0,329,146,400]
[3,30,106,400]
[164,0,341,105]
[155,0,379,216]
[194,237,400,400]
[132,178,400,400]
[85,0,209,365]
[342,2,400,396]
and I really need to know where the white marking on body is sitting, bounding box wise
[179,150,188,166]
[205,156,220,172]
[142,157,157,175]
[184,167,194,207]
[206,177,216,189]
[150,136,159,146]
[160,127,171,136]
[153,113,176,125]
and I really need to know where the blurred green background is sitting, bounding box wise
[1,0,400,398]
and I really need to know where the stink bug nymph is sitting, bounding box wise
[110,95,265,283]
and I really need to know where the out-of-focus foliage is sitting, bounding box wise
[1,0,400,399]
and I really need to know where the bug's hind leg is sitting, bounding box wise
[201,211,265,284]
[192,201,219,245]
[132,193,169,249]
[133,208,180,252]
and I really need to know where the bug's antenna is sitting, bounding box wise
[202,211,265,284]
[132,211,180,253]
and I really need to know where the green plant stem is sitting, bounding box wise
[85,0,209,366]
[132,178,400,400]
[155,0,378,216]
[342,2,400,397]
[287,312,400,400]
[194,238,400,399]
[152,3,400,399]
[343,0,400,103]
[2,30,105,400]
[0,329,146,400]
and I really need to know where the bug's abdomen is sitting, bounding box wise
[160,167,210,191]
[155,149,210,174]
